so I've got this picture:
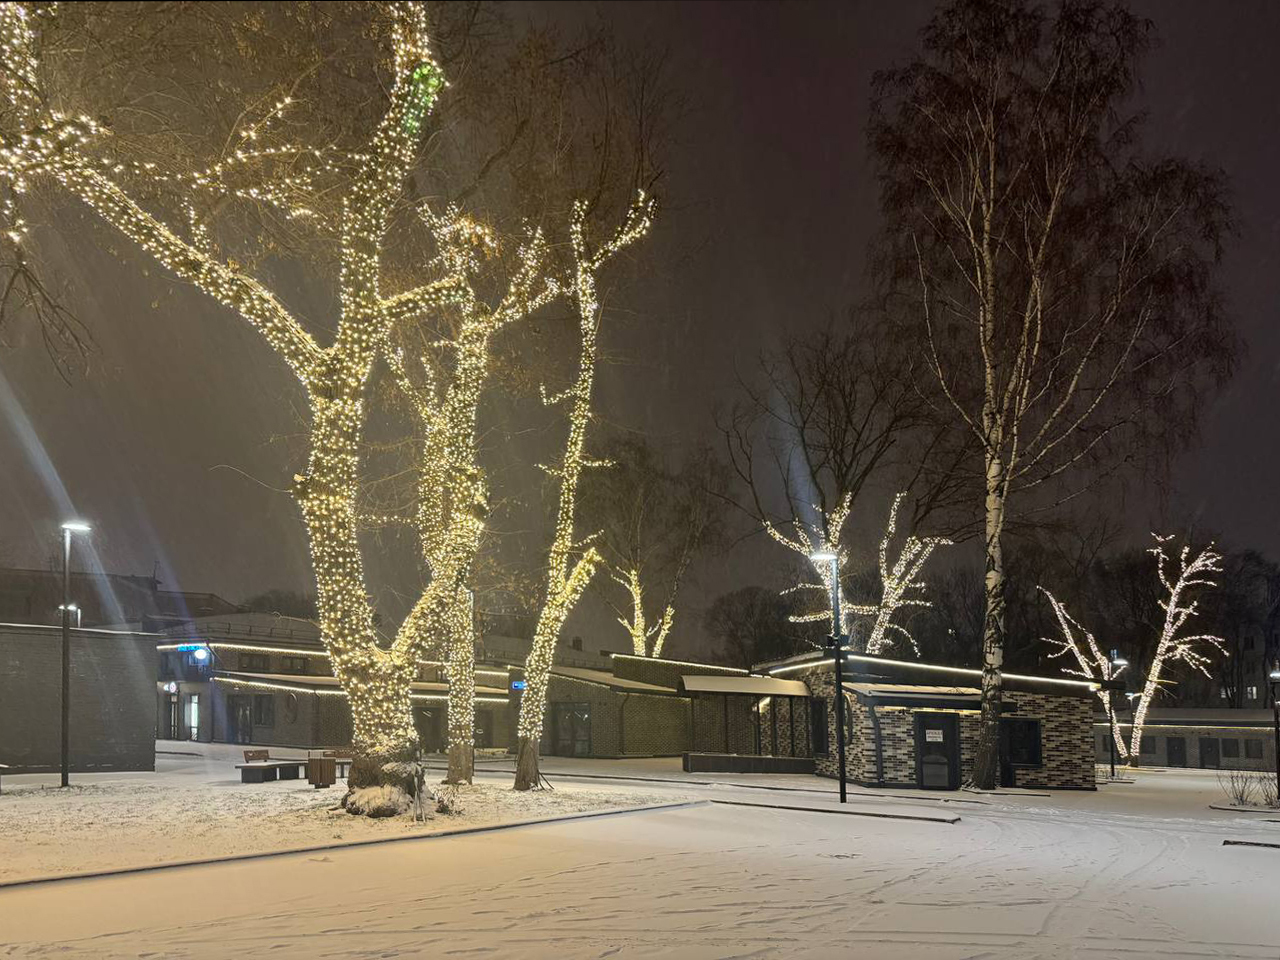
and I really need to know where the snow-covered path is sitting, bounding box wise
[2,789,1277,959]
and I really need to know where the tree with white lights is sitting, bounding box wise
[0,2,547,801]
[849,492,951,655]
[1040,588,1130,759]
[383,207,557,785]
[514,192,654,791]
[580,437,723,658]
[1041,534,1227,763]
[1128,535,1227,761]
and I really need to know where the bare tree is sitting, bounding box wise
[870,0,1237,786]
[580,436,724,657]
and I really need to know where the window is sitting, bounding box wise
[1246,740,1263,760]
[239,653,270,672]
[159,653,175,679]
[570,636,583,652]
[253,695,275,726]
[1219,688,1229,699]
[281,656,308,675]
[1140,737,1156,755]
[1222,738,1240,758]
[1001,718,1042,767]
[284,693,299,724]
[810,699,829,756]
[1247,686,1258,701]
[187,695,200,741]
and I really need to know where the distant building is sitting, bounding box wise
[0,565,239,631]
[0,621,158,774]
[1094,707,1277,770]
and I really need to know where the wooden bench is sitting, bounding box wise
[234,749,305,784]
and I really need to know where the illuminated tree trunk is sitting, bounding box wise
[444,596,475,783]
[514,194,653,790]
[297,390,417,789]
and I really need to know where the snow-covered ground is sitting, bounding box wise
[0,751,676,884]
[2,785,1279,958]
[3,754,1280,957]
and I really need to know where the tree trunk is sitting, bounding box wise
[970,455,1007,790]
[296,391,418,797]
[445,598,475,784]
[514,735,540,791]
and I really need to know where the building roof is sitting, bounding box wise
[550,665,677,693]
[210,671,509,698]
[680,675,810,697]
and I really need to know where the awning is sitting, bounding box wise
[680,674,810,697]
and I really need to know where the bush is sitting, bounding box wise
[1218,768,1258,807]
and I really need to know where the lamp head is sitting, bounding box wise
[810,549,838,563]
[61,521,91,533]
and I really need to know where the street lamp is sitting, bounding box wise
[811,548,846,804]
[1106,649,1128,781]
[1268,662,1280,802]
[60,520,91,788]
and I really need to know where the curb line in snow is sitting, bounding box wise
[711,798,960,825]
[1222,839,1280,849]
[429,765,995,806]
[1208,803,1280,814]
[0,799,707,891]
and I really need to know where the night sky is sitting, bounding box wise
[1,1,1278,651]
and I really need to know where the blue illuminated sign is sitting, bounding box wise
[510,680,526,692]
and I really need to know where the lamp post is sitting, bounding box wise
[1106,649,1128,781]
[811,549,846,804]
[60,521,91,788]
[1269,662,1280,802]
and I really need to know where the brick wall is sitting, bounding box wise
[757,696,813,757]
[0,624,158,773]
[797,662,1094,789]
[691,693,758,753]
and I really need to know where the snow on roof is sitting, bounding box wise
[550,665,677,693]
[681,675,811,697]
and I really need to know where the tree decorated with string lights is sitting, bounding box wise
[513,192,654,791]
[0,1,509,800]
[849,492,952,655]
[1041,534,1227,763]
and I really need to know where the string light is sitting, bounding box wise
[610,567,675,658]
[0,1,460,781]
[847,492,951,655]
[1127,534,1226,760]
[765,492,854,636]
[514,191,655,790]
[1040,588,1131,759]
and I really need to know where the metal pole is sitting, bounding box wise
[1272,679,1279,802]
[829,556,847,804]
[1108,690,1116,781]
[60,527,71,788]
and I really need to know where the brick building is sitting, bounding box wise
[0,621,158,773]
[758,652,1097,790]
[1094,707,1278,770]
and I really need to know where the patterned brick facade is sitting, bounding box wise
[796,662,1094,790]
[532,675,692,758]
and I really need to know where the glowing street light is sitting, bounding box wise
[60,520,91,788]
[811,548,846,804]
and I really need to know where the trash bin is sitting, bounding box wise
[307,756,337,789]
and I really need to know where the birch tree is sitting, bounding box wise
[870,0,1236,786]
